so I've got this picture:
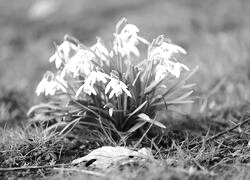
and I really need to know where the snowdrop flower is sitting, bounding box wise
[169,62,189,78]
[150,41,186,61]
[77,82,97,96]
[155,61,189,80]
[112,24,148,58]
[113,34,140,57]
[64,49,95,77]
[90,37,109,62]
[87,71,109,84]
[119,24,149,44]
[36,72,67,96]
[155,64,169,82]
[75,71,109,97]
[120,24,139,39]
[105,73,132,99]
[49,40,77,69]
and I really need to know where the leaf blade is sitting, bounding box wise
[137,113,166,129]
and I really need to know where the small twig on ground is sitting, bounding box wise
[0,163,70,172]
[164,117,250,153]
[0,164,105,177]
[54,167,106,177]
[188,117,250,149]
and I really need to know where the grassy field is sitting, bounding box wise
[1,0,250,179]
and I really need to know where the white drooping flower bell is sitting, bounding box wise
[36,71,67,96]
[150,41,186,61]
[49,40,77,69]
[64,49,95,78]
[75,71,110,97]
[112,23,149,58]
[90,37,109,62]
[105,72,132,99]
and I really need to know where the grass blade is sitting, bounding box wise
[152,100,194,107]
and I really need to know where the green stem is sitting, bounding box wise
[117,96,122,125]
[144,59,154,90]
[140,59,154,105]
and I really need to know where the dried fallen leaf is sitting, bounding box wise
[72,146,153,169]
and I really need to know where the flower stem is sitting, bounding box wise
[117,96,123,130]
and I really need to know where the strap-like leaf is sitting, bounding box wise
[128,121,146,133]
[123,101,148,128]
[127,100,147,118]
[144,78,164,95]
[59,117,81,135]
[27,103,62,116]
[175,90,194,101]
[132,71,141,86]
[137,113,166,128]
[73,100,99,117]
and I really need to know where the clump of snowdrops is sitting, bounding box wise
[29,18,197,145]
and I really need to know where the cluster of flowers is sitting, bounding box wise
[32,18,197,142]
[36,20,189,101]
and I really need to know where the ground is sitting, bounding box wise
[1,0,250,179]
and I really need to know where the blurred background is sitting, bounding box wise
[0,0,250,124]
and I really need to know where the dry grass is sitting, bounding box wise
[1,104,250,179]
